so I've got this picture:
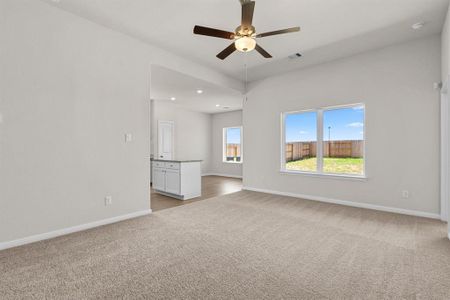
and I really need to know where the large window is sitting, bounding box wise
[223,127,242,163]
[282,104,365,177]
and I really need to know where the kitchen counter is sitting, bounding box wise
[151,158,203,163]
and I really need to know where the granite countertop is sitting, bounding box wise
[151,158,203,163]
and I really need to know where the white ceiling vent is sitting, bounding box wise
[288,53,302,59]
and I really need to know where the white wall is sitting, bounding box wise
[151,101,212,174]
[0,0,240,245]
[244,35,441,216]
[442,6,450,237]
[210,110,243,178]
[442,6,450,87]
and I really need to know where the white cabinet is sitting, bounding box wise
[152,160,201,200]
[165,169,180,194]
[152,168,166,191]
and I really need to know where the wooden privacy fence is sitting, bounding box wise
[226,144,241,160]
[286,140,363,162]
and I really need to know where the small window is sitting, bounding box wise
[223,127,242,163]
[282,104,365,177]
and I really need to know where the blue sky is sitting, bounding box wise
[285,106,364,142]
[226,127,241,144]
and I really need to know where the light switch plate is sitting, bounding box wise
[105,196,112,206]
[125,133,133,142]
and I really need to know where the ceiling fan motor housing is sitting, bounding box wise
[235,25,255,37]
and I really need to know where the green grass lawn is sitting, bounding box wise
[286,157,364,175]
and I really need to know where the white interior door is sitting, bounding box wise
[158,121,174,160]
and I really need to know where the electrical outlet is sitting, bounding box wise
[105,196,112,206]
[401,190,409,199]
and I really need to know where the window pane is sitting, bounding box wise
[225,128,241,162]
[323,106,364,175]
[285,111,317,172]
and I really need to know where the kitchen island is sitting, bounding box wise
[151,159,202,200]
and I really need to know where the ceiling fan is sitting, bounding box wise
[193,0,300,60]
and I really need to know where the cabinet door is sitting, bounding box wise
[165,170,180,195]
[152,168,166,191]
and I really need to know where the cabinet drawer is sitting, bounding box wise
[165,162,180,170]
[153,161,165,168]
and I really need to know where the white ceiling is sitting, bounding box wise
[151,65,243,114]
[44,0,448,81]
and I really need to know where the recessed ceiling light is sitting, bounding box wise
[412,22,425,30]
[288,53,302,59]
[196,89,203,94]
[170,97,176,101]
[215,104,220,107]
[223,106,230,110]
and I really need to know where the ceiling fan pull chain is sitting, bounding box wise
[243,54,248,105]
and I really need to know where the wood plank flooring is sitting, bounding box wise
[150,175,242,211]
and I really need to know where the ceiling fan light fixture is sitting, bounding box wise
[235,36,256,52]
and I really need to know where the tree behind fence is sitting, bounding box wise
[285,140,363,162]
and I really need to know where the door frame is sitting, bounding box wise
[441,79,449,222]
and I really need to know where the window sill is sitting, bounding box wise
[280,170,367,181]
[223,161,243,164]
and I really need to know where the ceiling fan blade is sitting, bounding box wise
[255,27,300,38]
[241,1,255,29]
[216,43,237,60]
[255,44,272,58]
[193,25,235,39]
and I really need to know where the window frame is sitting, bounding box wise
[223,126,243,164]
[280,103,366,179]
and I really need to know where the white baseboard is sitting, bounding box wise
[242,186,441,220]
[0,209,152,251]
[202,173,242,179]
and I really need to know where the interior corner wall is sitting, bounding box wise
[243,35,441,215]
[151,101,212,174]
[210,110,243,178]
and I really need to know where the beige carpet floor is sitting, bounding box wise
[1,191,450,299]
